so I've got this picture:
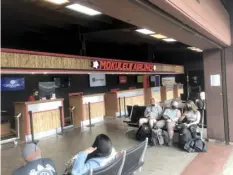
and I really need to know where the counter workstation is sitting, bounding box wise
[151,87,161,102]
[173,84,184,98]
[69,93,105,127]
[14,99,64,142]
[160,86,174,101]
[105,89,145,117]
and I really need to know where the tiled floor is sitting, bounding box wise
[1,118,232,175]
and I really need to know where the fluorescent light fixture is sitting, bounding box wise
[66,3,101,16]
[187,47,203,52]
[162,38,177,42]
[135,29,155,35]
[45,0,69,5]
[150,34,167,39]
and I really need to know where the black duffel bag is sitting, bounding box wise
[184,139,207,153]
[136,124,151,141]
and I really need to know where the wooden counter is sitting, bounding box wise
[160,86,174,101]
[151,87,161,102]
[83,94,105,127]
[117,89,144,116]
[14,98,64,142]
[173,84,184,98]
[69,93,105,128]
[0,122,11,136]
[104,89,145,117]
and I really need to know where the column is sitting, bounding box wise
[203,47,233,143]
[225,46,233,142]
[203,49,225,141]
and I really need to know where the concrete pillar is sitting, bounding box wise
[203,47,233,143]
[203,49,225,141]
[225,46,233,142]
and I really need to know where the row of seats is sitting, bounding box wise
[124,103,206,128]
[89,138,148,175]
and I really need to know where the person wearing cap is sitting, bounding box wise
[12,143,57,175]
[156,100,181,146]
[139,98,163,128]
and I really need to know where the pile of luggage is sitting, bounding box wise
[136,123,207,153]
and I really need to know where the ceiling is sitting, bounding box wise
[1,0,190,50]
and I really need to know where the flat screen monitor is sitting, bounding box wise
[39,82,56,99]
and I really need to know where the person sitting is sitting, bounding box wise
[156,100,181,146]
[28,89,40,101]
[71,134,117,175]
[12,143,57,175]
[179,100,201,138]
[139,98,163,128]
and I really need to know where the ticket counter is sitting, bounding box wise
[160,86,174,101]
[69,93,105,127]
[151,87,161,102]
[173,84,184,98]
[14,99,64,142]
[104,89,145,117]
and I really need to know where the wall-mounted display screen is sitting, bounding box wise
[89,74,106,87]
[137,76,143,83]
[1,77,25,91]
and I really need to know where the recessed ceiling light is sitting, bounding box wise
[66,3,101,16]
[135,29,155,35]
[162,38,177,42]
[150,34,167,39]
[45,0,69,5]
[187,47,203,52]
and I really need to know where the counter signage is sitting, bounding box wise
[92,60,156,72]
[89,74,106,87]
[1,77,25,91]
[119,76,127,84]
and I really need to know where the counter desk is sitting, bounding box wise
[151,87,161,102]
[69,93,105,128]
[105,89,145,117]
[173,84,184,98]
[14,99,64,142]
[160,86,174,101]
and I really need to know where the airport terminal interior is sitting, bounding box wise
[1,0,233,175]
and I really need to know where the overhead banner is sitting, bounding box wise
[1,50,184,74]
[92,60,157,72]
[1,77,25,91]
[89,74,106,87]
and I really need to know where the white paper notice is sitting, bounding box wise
[210,74,221,86]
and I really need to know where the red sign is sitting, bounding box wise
[92,60,156,72]
[119,76,127,84]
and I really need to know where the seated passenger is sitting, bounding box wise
[12,143,57,175]
[71,134,117,175]
[156,100,181,146]
[179,100,201,138]
[139,98,163,128]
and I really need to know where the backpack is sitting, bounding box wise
[136,124,151,141]
[178,126,193,149]
[151,128,164,146]
[184,139,207,153]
